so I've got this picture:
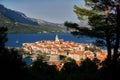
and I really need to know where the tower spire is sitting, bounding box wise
[55,34,59,41]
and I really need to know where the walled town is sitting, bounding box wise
[22,35,107,70]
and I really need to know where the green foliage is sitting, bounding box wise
[64,21,79,30]
[69,0,120,57]
[37,53,50,62]
[85,45,101,52]
[67,0,120,80]
[6,22,64,33]
[64,21,78,28]
[65,57,75,62]
[74,5,96,19]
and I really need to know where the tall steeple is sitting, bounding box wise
[55,34,59,41]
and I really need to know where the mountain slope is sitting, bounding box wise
[0,4,63,26]
[0,14,64,33]
[0,4,65,33]
[0,4,38,25]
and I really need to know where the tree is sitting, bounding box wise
[0,48,27,80]
[0,26,27,80]
[79,58,99,80]
[64,21,79,31]
[64,0,120,80]
[29,59,58,80]
[60,61,80,80]
[0,26,8,49]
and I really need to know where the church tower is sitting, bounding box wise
[55,34,59,41]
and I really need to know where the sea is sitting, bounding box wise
[5,32,97,47]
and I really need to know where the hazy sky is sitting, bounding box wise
[0,0,84,23]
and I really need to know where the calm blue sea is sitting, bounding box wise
[5,32,96,47]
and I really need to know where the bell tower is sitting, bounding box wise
[55,34,59,41]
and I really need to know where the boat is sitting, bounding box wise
[16,40,19,43]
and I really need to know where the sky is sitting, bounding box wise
[0,0,84,23]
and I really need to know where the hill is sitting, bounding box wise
[0,4,65,33]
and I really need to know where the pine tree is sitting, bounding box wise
[64,0,120,80]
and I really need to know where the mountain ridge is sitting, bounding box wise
[0,4,63,26]
[0,4,39,25]
[0,4,65,33]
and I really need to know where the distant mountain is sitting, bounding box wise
[0,4,64,26]
[32,18,61,27]
[0,4,39,25]
[0,4,65,33]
